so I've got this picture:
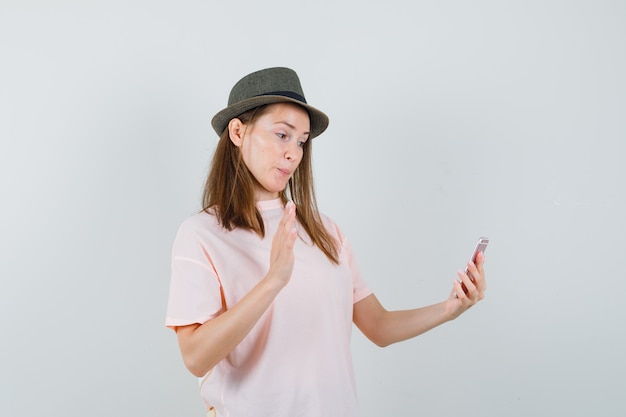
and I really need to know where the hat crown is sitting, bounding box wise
[228,67,306,106]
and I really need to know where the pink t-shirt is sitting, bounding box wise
[166,199,372,417]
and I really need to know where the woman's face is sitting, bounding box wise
[230,102,311,201]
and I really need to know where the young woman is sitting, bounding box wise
[166,67,486,417]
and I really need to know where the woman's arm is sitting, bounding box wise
[176,202,298,377]
[353,252,486,347]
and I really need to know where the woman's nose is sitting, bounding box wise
[284,142,299,161]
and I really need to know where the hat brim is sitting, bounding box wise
[211,95,329,139]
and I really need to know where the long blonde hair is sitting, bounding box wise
[202,104,339,264]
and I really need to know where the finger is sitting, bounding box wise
[285,228,297,251]
[457,270,477,295]
[455,275,479,308]
[475,252,485,278]
[451,280,462,299]
[476,251,485,267]
[275,202,295,238]
[466,261,479,282]
[287,201,296,223]
[281,202,298,248]
[452,279,468,301]
[467,257,486,292]
[285,202,296,233]
[280,201,295,227]
[476,252,486,289]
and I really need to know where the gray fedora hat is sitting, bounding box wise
[211,67,329,139]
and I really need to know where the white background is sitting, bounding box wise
[1,1,624,416]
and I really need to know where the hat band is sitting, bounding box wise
[255,90,307,104]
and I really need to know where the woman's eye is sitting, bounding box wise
[276,133,287,139]
[298,140,306,147]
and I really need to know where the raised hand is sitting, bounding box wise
[266,201,298,289]
[446,251,487,319]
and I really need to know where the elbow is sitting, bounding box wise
[356,317,395,348]
[177,324,217,378]
[181,350,216,378]
[187,364,207,378]
[363,330,393,348]
[371,336,392,348]
[184,356,214,378]
[190,368,210,378]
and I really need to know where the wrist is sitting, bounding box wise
[259,273,286,295]
[442,300,460,322]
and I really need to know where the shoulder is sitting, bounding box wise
[318,211,348,246]
[171,209,234,260]
[173,210,222,245]
[177,210,217,232]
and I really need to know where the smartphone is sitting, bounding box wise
[460,237,489,294]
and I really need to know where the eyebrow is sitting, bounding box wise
[275,121,310,136]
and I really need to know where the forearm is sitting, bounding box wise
[374,302,453,347]
[354,295,456,348]
[178,277,283,377]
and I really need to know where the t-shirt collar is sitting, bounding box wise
[255,198,284,211]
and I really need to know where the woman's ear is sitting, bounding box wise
[228,118,245,147]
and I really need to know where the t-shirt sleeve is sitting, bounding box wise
[330,220,373,304]
[165,218,224,330]
[343,236,373,304]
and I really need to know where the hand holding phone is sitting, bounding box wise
[460,237,489,295]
